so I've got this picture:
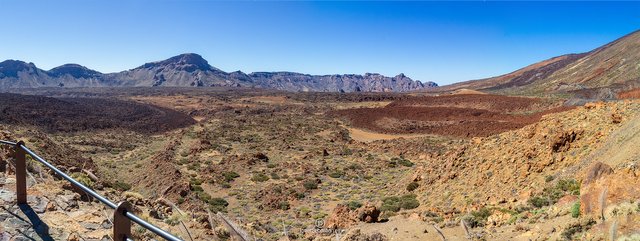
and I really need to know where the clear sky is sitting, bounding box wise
[1,1,639,85]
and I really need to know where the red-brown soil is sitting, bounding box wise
[332,94,572,137]
[0,93,196,134]
[617,88,640,99]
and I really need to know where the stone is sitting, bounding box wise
[355,203,380,223]
[101,219,112,229]
[4,178,15,184]
[582,162,613,186]
[67,232,80,241]
[80,222,101,231]
[5,217,30,229]
[214,226,230,239]
[580,168,640,217]
[32,196,49,214]
[487,210,513,227]
[341,228,388,241]
[55,194,79,211]
[0,231,11,241]
[0,189,15,203]
[324,204,358,229]
[46,202,57,211]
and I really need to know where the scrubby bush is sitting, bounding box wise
[381,194,420,213]
[190,178,203,186]
[347,201,363,211]
[270,172,280,179]
[71,173,94,189]
[278,201,290,210]
[398,158,414,167]
[329,170,344,178]
[209,198,229,213]
[528,196,550,208]
[222,171,240,182]
[164,213,183,226]
[528,178,581,208]
[112,181,132,191]
[406,182,419,192]
[389,157,414,167]
[251,173,269,182]
[557,179,580,195]
[303,180,318,190]
[561,219,595,240]
[463,207,492,228]
[191,185,204,193]
[347,164,361,170]
[571,201,581,218]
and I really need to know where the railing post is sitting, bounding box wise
[14,141,27,204]
[114,201,133,241]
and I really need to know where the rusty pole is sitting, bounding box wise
[14,141,27,204]
[114,201,133,240]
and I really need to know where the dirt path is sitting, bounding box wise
[347,127,431,142]
[352,213,574,241]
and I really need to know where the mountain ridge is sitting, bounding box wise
[0,53,436,92]
[436,29,640,98]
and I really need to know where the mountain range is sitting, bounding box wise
[0,53,436,92]
[439,29,640,98]
[3,29,640,95]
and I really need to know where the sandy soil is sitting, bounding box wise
[347,127,431,142]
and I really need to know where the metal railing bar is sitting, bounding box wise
[127,211,182,241]
[0,140,184,241]
[20,144,119,209]
[0,140,16,145]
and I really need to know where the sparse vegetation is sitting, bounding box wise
[528,178,580,208]
[462,207,492,228]
[380,194,420,213]
[1,87,623,241]
[112,180,132,191]
[406,182,419,192]
[328,170,344,178]
[209,198,229,213]
[251,173,269,182]
[70,173,94,189]
[222,171,240,182]
[303,180,318,190]
[561,219,596,241]
[571,201,581,218]
[346,201,362,210]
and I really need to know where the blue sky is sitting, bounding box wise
[1,1,639,85]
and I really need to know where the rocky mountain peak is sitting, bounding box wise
[0,60,39,78]
[138,53,212,72]
[48,64,102,78]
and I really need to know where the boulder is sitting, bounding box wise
[341,228,388,241]
[324,204,358,229]
[355,203,380,223]
[582,162,613,186]
[580,164,640,217]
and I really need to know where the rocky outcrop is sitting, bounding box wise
[249,72,435,92]
[579,162,640,218]
[0,54,436,92]
[324,203,381,229]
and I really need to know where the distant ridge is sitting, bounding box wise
[0,53,436,92]
[437,29,640,98]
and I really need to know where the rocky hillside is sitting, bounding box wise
[0,54,436,92]
[438,29,640,98]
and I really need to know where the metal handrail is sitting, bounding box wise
[0,140,183,241]
[0,140,16,145]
